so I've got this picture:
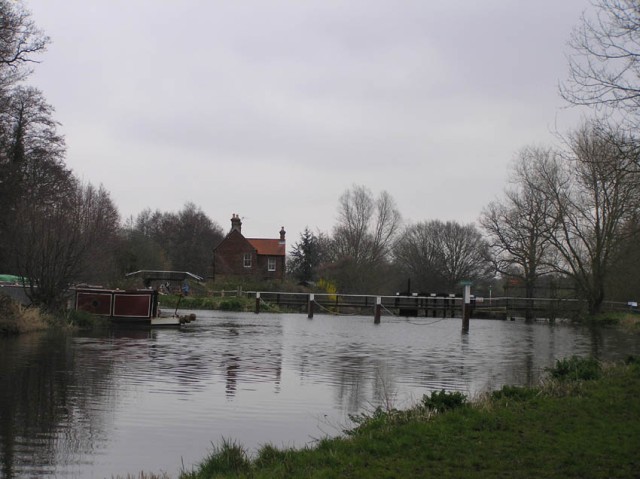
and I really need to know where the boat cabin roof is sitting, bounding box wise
[125,270,204,282]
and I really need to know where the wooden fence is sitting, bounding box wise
[248,291,636,320]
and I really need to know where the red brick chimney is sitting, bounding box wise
[230,214,242,233]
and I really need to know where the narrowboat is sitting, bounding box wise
[74,287,194,326]
[74,270,202,326]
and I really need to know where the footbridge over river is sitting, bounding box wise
[248,291,634,321]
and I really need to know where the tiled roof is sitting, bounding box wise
[247,238,286,256]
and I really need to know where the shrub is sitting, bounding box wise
[588,311,624,325]
[254,444,293,469]
[491,385,539,401]
[66,309,99,329]
[345,406,394,436]
[421,389,468,413]
[0,296,49,334]
[219,299,244,311]
[186,438,250,478]
[546,356,601,381]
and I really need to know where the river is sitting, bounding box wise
[1,311,638,478]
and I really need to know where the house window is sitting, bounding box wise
[243,253,252,268]
[268,257,276,272]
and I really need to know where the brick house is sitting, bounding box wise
[212,214,286,282]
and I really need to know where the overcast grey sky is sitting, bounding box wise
[27,0,589,243]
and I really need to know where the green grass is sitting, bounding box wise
[159,294,292,313]
[584,311,640,326]
[181,439,252,478]
[64,308,108,329]
[177,357,640,479]
[545,355,601,381]
[159,295,257,312]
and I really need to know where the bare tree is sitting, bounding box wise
[170,203,224,276]
[393,221,442,292]
[332,186,401,263]
[121,204,223,277]
[480,147,558,305]
[330,185,401,292]
[0,3,128,309]
[0,0,49,90]
[0,87,67,273]
[119,219,171,276]
[605,217,640,301]
[532,122,640,314]
[0,87,66,182]
[561,0,640,118]
[75,184,121,285]
[438,221,493,290]
[394,220,493,292]
[0,87,122,309]
[11,182,120,310]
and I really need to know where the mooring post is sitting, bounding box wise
[255,292,261,314]
[374,296,382,324]
[430,293,436,317]
[308,293,315,319]
[462,283,471,333]
[449,293,456,318]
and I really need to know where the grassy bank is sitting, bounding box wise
[0,295,96,334]
[167,356,639,479]
[588,311,640,330]
[159,295,282,313]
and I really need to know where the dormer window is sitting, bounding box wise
[243,253,252,268]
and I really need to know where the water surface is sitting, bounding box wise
[1,311,638,478]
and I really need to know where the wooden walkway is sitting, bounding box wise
[250,291,634,320]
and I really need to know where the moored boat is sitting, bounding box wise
[74,270,202,326]
[74,288,195,327]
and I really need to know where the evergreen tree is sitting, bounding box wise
[288,227,325,284]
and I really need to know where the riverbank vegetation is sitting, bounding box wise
[159,294,256,313]
[587,311,640,328]
[0,295,102,335]
[0,295,49,335]
[167,356,639,479]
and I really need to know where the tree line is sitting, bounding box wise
[0,1,224,310]
[292,120,639,317]
[290,0,640,315]
[2,0,639,315]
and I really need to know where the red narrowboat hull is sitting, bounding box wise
[75,288,163,324]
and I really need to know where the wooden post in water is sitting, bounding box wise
[430,293,436,317]
[308,293,315,319]
[255,292,261,314]
[461,282,471,333]
[450,294,456,318]
[374,296,382,324]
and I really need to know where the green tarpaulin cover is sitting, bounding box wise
[0,275,25,283]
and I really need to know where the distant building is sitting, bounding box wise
[212,214,286,282]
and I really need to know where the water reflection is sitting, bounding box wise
[0,330,116,478]
[0,313,639,478]
[213,320,283,398]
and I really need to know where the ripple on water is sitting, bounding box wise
[2,313,639,478]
